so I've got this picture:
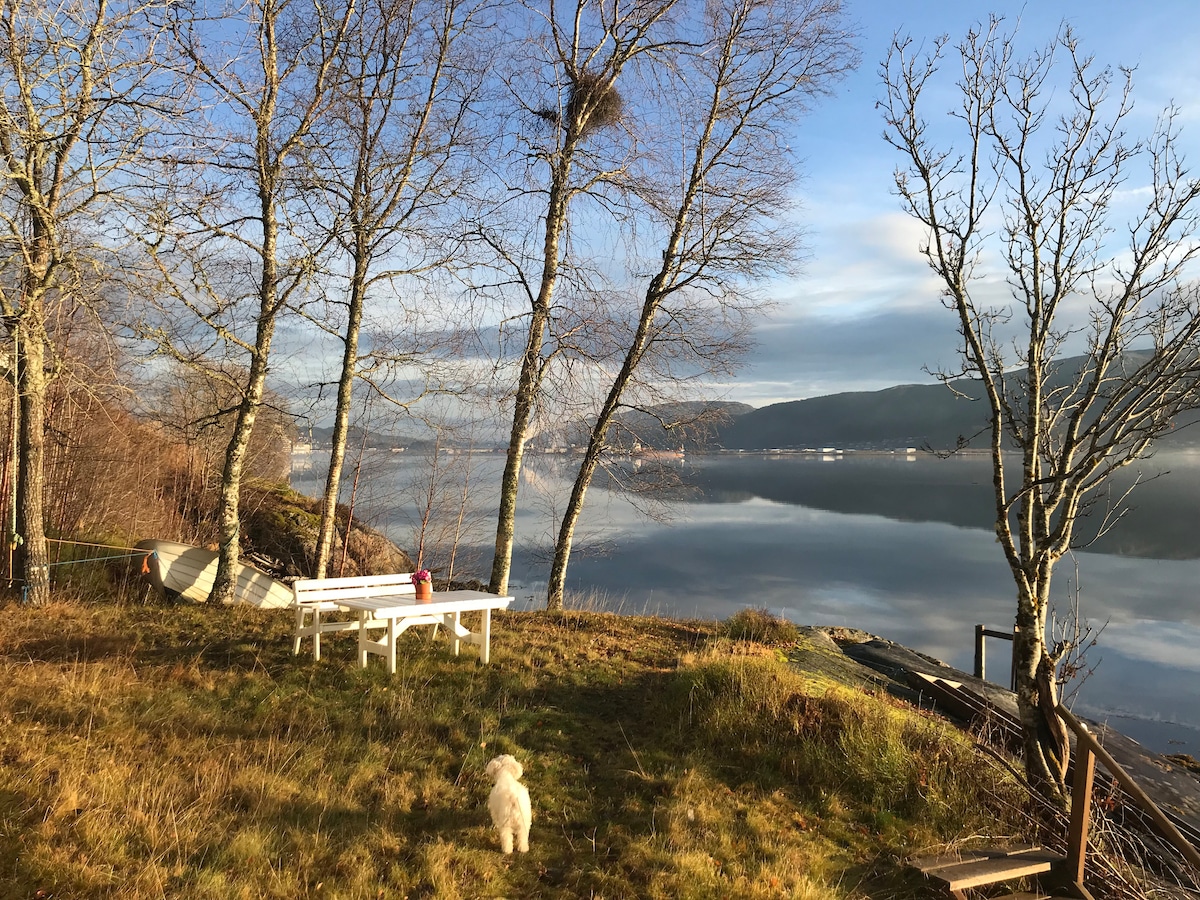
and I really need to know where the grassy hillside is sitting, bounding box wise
[0,597,1056,899]
[12,342,1186,897]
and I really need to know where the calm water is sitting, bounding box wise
[293,449,1200,755]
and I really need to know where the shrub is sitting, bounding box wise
[723,607,800,645]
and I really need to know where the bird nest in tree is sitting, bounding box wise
[571,71,622,134]
[538,71,622,137]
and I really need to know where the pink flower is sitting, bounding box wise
[413,569,432,584]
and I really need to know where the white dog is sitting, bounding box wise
[486,754,532,854]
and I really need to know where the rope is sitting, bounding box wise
[45,538,150,553]
[41,538,154,570]
[9,544,157,603]
[47,550,149,568]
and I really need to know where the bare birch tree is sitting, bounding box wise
[545,0,856,609]
[0,0,175,604]
[305,0,485,578]
[882,19,1200,801]
[149,0,352,603]
[482,0,682,597]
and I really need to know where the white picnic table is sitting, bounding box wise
[336,589,514,673]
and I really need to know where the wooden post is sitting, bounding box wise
[1009,625,1018,691]
[975,624,986,679]
[1066,741,1096,885]
[974,625,1018,688]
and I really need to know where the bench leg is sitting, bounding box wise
[387,618,398,675]
[481,609,492,664]
[293,606,304,656]
[312,607,322,661]
[358,611,369,668]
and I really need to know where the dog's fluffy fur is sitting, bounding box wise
[486,754,531,854]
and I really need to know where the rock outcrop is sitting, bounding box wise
[240,482,414,579]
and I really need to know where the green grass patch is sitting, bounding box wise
[0,598,1037,898]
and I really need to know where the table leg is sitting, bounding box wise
[452,612,462,656]
[481,609,492,664]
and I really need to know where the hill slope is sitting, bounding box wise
[719,380,989,450]
[714,352,1200,451]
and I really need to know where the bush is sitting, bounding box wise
[723,607,799,645]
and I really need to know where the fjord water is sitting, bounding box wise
[296,450,1200,755]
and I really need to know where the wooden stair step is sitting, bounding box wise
[913,847,1064,890]
[909,842,1042,875]
[939,851,1062,890]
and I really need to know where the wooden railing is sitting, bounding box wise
[974,623,1016,689]
[1057,704,1200,887]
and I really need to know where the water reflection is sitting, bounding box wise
[667,452,1200,560]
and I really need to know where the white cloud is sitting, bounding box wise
[1101,619,1200,672]
[724,302,958,404]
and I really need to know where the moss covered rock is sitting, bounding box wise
[240,482,414,578]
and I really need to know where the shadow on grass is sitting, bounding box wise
[3,603,300,670]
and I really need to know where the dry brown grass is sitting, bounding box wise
[0,598,1042,899]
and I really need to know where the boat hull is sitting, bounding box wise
[135,539,293,609]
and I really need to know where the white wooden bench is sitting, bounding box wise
[292,573,415,661]
[292,574,513,670]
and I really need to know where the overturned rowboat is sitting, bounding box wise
[134,539,293,609]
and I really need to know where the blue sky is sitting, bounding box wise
[737,0,1200,407]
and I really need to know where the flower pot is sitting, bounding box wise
[415,581,433,603]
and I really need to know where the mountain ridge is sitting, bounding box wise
[716,379,990,450]
[633,353,1200,451]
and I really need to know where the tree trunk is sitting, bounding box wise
[488,303,550,595]
[14,218,53,607]
[546,430,601,610]
[208,350,271,605]
[15,318,49,606]
[314,367,352,578]
[1012,580,1069,806]
[547,308,654,609]
[209,222,277,604]
[489,147,575,596]
[314,254,367,578]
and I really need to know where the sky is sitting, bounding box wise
[738,0,1200,407]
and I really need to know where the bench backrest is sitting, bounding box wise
[293,573,416,605]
